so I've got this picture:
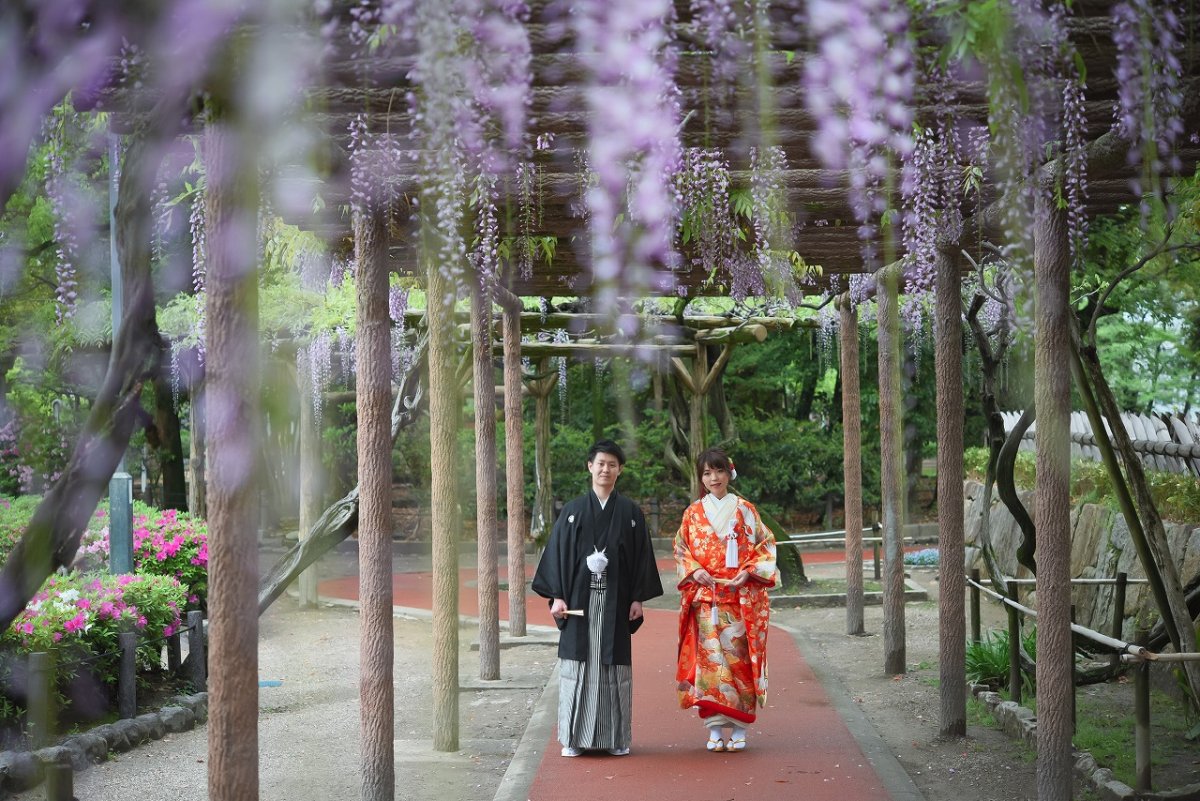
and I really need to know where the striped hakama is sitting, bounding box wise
[557,573,633,750]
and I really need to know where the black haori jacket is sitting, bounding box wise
[531,490,664,666]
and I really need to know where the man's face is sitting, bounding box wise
[587,452,623,490]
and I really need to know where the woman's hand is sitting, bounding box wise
[629,601,643,621]
[550,598,568,619]
[727,570,750,589]
[690,568,716,589]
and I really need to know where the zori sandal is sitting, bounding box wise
[706,736,726,752]
[728,734,747,751]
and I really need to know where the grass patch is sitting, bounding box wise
[780,578,883,594]
[1074,688,1192,789]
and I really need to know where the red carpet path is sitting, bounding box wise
[319,551,914,801]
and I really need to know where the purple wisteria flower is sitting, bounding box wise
[572,0,682,329]
[803,0,915,268]
[1112,0,1185,215]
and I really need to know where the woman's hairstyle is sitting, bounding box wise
[587,439,626,466]
[695,447,733,497]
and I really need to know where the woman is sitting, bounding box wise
[674,448,778,752]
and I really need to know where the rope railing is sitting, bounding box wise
[965,571,1200,793]
[779,525,896,579]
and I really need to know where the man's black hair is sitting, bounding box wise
[586,439,626,466]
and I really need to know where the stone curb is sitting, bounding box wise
[968,682,1147,801]
[0,692,208,794]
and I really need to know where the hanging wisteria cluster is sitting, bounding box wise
[749,145,793,300]
[397,0,532,298]
[985,0,1081,277]
[307,330,333,429]
[188,183,208,362]
[1111,0,1185,216]
[572,0,683,322]
[43,130,81,322]
[675,148,734,280]
[803,0,914,267]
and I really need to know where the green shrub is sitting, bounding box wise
[0,495,43,564]
[965,625,1038,691]
[964,447,1200,523]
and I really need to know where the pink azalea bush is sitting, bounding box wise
[0,571,187,732]
[81,502,209,609]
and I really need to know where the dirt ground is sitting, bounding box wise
[10,546,1196,801]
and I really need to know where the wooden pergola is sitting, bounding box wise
[88,2,1200,800]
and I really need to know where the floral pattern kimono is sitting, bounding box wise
[674,495,778,724]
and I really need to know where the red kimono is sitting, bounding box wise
[674,496,778,724]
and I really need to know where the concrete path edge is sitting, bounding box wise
[773,621,928,801]
[492,663,559,801]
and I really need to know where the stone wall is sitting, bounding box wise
[962,480,1200,639]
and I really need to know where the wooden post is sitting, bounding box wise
[1134,635,1152,793]
[118,631,137,719]
[428,253,462,755]
[840,296,865,636]
[502,302,527,637]
[970,569,982,644]
[45,762,73,801]
[356,203,398,784]
[873,543,881,581]
[297,348,321,609]
[1032,192,1074,801]
[934,247,966,737]
[203,120,260,801]
[877,264,906,675]
[472,280,500,680]
[28,652,52,748]
[187,610,206,690]
[1007,605,1022,705]
[1110,572,1128,670]
[168,630,182,674]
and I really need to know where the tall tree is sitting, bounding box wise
[1032,193,1073,801]
[203,116,261,801]
[354,202,394,799]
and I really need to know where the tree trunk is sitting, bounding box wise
[188,389,207,519]
[0,135,165,634]
[1032,193,1073,801]
[840,296,865,636]
[877,265,906,675]
[529,358,556,547]
[297,349,321,609]
[965,293,1014,598]
[502,303,527,637]
[902,338,922,522]
[203,121,261,801]
[354,203,395,795]
[1075,333,1200,705]
[153,369,188,511]
[428,261,462,753]
[472,280,499,680]
[934,248,966,738]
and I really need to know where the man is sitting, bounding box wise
[531,439,664,757]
